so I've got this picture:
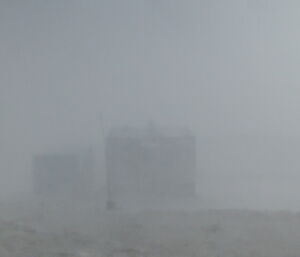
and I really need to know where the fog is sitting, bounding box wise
[2,0,300,210]
[4,1,300,257]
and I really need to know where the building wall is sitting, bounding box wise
[33,150,94,201]
[106,132,196,208]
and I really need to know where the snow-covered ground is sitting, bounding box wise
[1,210,300,257]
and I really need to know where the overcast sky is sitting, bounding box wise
[1,0,300,206]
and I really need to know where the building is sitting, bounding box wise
[105,125,197,210]
[33,148,95,202]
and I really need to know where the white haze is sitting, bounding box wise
[1,0,300,210]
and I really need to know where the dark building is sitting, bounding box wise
[105,125,197,210]
[33,148,95,202]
